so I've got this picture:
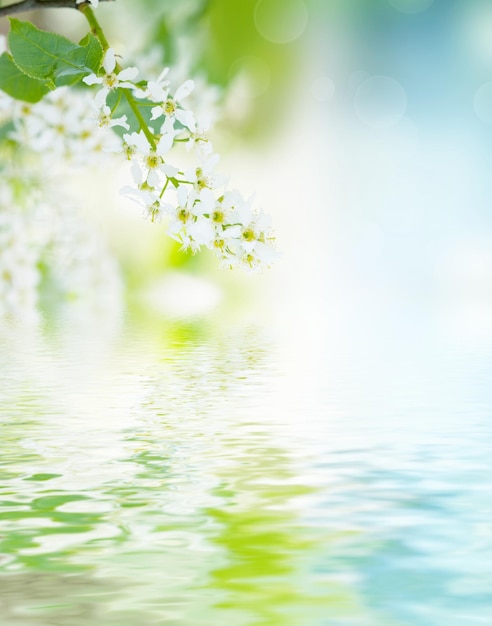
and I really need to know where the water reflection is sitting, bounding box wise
[1,319,492,625]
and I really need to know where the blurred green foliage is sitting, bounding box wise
[122,0,300,138]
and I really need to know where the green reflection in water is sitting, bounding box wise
[0,322,393,625]
[203,436,369,626]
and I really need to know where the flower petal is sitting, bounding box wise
[83,73,102,86]
[174,80,195,102]
[177,185,189,206]
[175,109,196,132]
[199,187,215,213]
[188,219,214,246]
[150,106,163,121]
[94,87,109,109]
[126,130,150,153]
[103,48,116,74]
[156,133,174,156]
[118,67,139,82]
[161,163,179,178]
[147,169,160,188]
[131,161,143,185]
[111,115,130,130]
[204,153,220,174]
[147,82,168,102]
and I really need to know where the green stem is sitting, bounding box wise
[110,89,123,114]
[79,5,110,51]
[160,177,170,199]
[80,5,156,150]
[124,89,156,149]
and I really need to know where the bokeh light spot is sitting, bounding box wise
[473,82,492,125]
[355,76,407,129]
[254,0,308,45]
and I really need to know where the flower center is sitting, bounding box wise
[178,208,189,223]
[99,112,111,127]
[164,100,176,115]
[149,201,161,223]
[146,154,161,169]
[124,144,136,160]
[242,228,255,242]
[104,73,118,89]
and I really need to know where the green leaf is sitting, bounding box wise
[78,32,104,69]
[8,19,103,88]
[0,52,51,102]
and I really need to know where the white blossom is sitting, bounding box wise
[83,48,138,108]
[1,40,276,281]
[183,153,226,191]
[90,102,129,131]
[123,128,177,187]
[150,80,196,131]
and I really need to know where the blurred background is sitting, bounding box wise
[2,0,492,341]
[2,0,490,343]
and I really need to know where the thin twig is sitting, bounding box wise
[0,0,113,18]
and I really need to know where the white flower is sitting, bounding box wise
[186,118,213,156]
[1,37,277,276]
[134,67,170,101]
[123,129,176,187]
[197,189,278,271]
[234,208,273,254]
[150,80,196,131]
[9,87,122,166]
[165,185,195,242]
[187,217,215,248]
[90,102,129,130]
[83,48,138,108]
[121,184,163,222]
[183,153,226,191]
[221,241,278,272]
[185,188,216,248]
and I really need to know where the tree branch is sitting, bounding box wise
[0,0,113,18]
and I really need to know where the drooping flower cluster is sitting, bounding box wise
[81,48,277,271]
[0,38,124,322]
[1,32,277,273]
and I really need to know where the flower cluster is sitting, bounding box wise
[1,33,277,273]
[81,48,277,271]
[0,208,39,320]
[0,171,122,322]
[8,88,123,167]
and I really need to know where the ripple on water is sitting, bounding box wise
[1,324,492,625]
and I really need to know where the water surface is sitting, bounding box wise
[1,316,491,625]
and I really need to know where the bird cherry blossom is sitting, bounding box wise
[149,80,196,131]
[83,48,138,108]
